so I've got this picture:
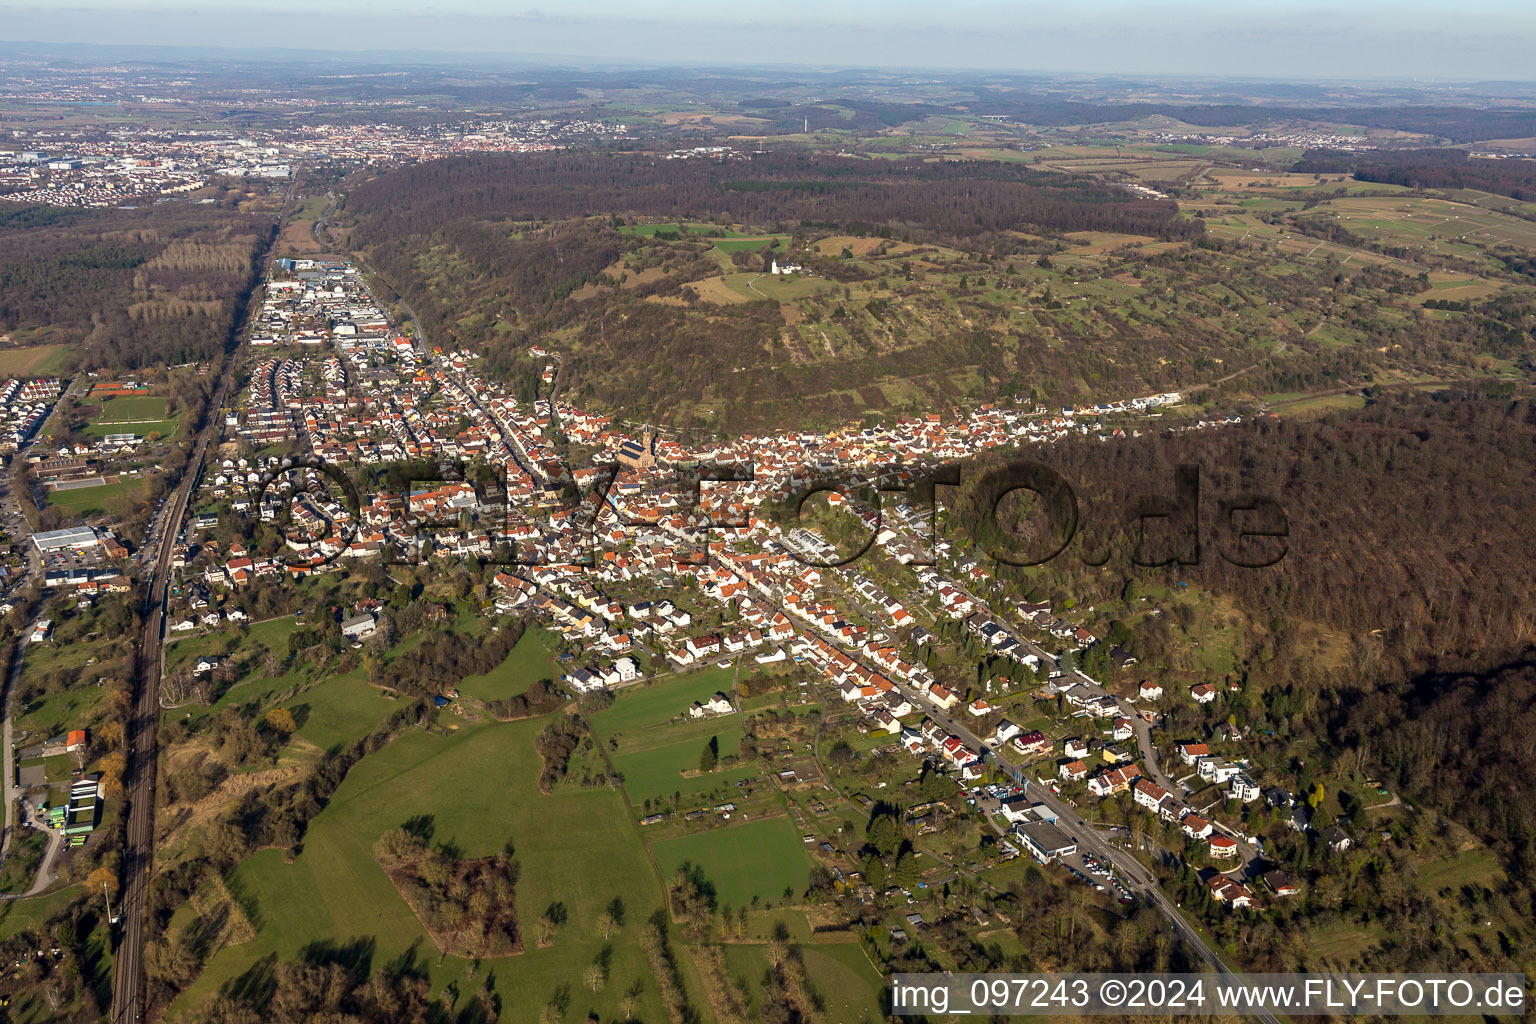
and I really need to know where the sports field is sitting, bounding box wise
[95,395,169,420]
[81,394,178,438]
[44,478,136,516]
[649,815,813,907]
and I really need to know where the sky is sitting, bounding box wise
[3,1,1535,81]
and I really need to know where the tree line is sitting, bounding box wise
[1292,147,1536,202]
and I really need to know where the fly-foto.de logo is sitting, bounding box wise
[242,453,1286,574]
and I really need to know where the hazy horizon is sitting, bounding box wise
[3,1,1535,82]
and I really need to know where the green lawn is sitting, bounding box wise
[1308,920,1388,963]
[45,479,138,516]
[589,666,782,807]
[1412,846,1505,892]
[712,235,789,253]
[722,271,834,301]
[95,395,170,421]
[617,222,705,236]
[14,674,111,740]
[588,665,740,736]
[612,728,753,807]
[174,716,675,1024]
[294,195,329,221]
[167,650,398,747]
[284,669,402,754]
[618,222,764,238]
[168,617,471,749]
[165,616,296,675]
[81,417,178,439]
[0,343,70,376]
[166,663,305,731]
[649,815,813,908]
[0,884,82,940]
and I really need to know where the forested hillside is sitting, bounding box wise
[954,386,1536,896]
[340,152,1225,432]
[1345,659,1536,881]
[963,387,1536,670]
[339,151,1527,434]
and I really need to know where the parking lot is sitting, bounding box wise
[973,781,1138,906]
[41,544,106,573]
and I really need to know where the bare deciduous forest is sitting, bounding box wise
[0,204,273,369]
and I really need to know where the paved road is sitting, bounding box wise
[6,798,66,898]
[702,540,1270,1012]
[1129,714,1176,792]
[911,700,1282,1024]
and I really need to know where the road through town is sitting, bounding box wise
[911,698,1283,1024]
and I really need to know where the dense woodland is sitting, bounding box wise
[0,203,273,369]
[1292,147,1536,201]
[1346,659,1536,876]
[366,618,528,698]
[344,152,1200,245]
[374,823,522,959]
[185,946,499,1024]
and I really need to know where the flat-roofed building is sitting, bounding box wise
[1016,820,1078,863]
[33,525,101,552]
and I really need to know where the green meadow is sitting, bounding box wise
[722,941,884,1024]
[172,716,681,1024]
[455,624,561,702]
[650,815,814,908]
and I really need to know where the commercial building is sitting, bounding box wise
[1016,820,1078,863]
[32,525,101,552]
